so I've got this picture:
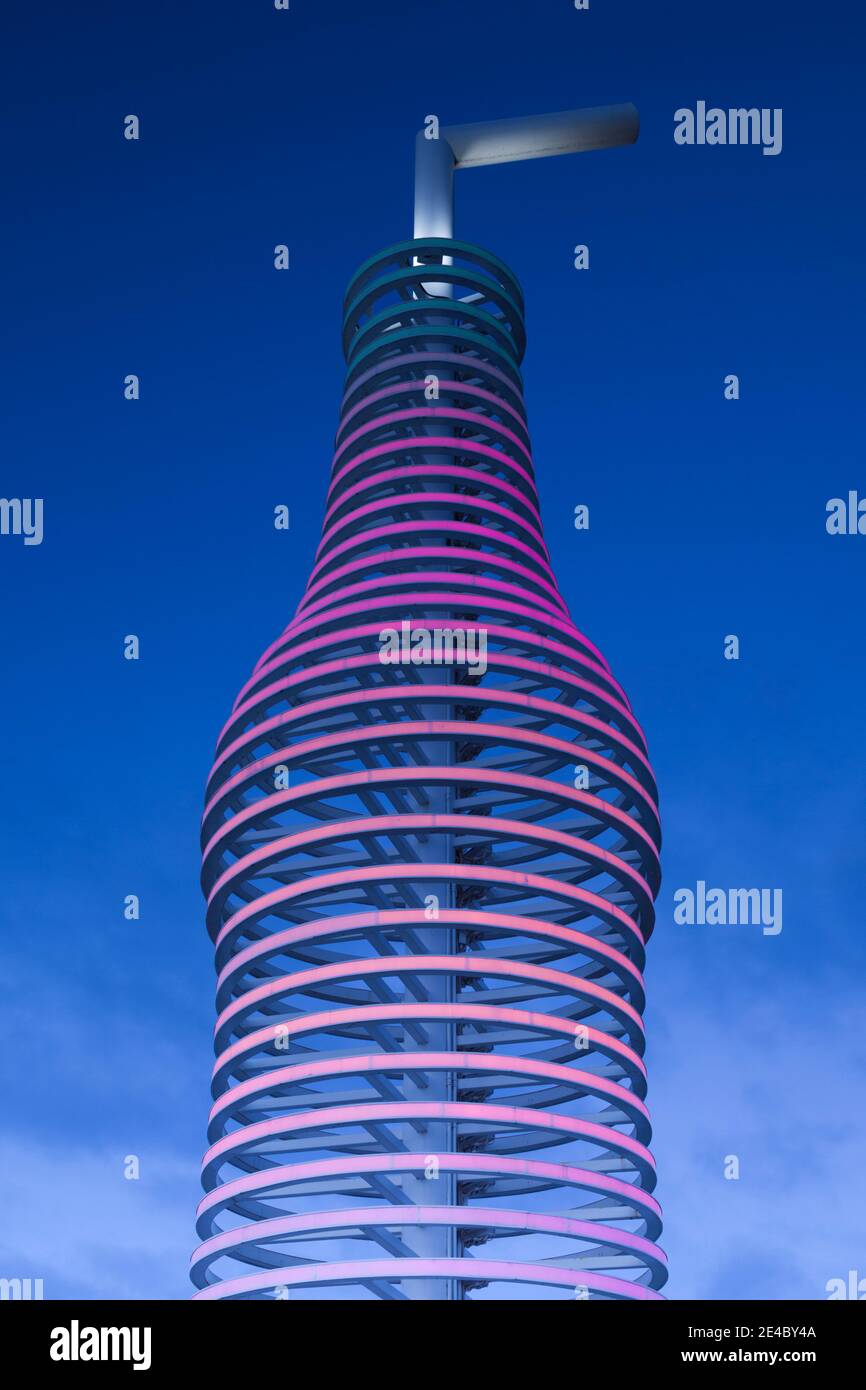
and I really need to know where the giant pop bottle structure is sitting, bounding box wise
[192,105,666,1300]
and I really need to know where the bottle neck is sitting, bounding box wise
[298,239,561,629]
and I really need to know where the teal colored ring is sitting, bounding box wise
[344,295,525,370]
[343,324,525,388]
[342,263,525,359]
[344,237,524,311]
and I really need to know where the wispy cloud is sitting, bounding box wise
[0,1135,194,1299]
[650,965,866,1300]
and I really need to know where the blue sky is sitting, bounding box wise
[1,0,863,1299]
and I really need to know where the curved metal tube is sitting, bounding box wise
[415,103,640,237]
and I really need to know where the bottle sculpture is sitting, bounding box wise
[192,104,666,1301]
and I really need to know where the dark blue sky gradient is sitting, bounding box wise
[1,0,864,1299]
